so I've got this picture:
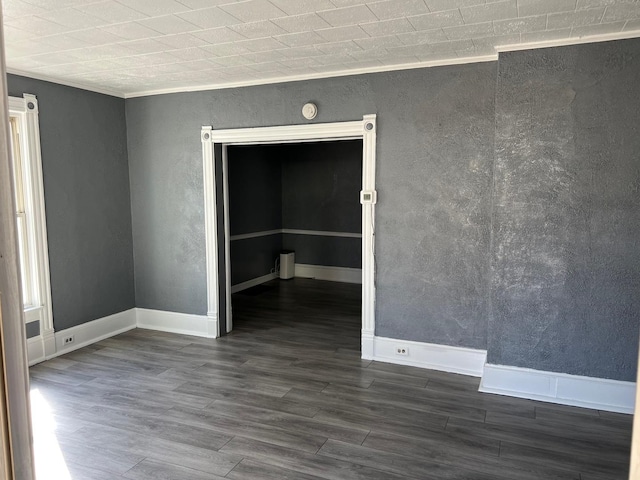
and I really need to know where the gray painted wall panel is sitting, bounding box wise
[373,65,496,350]
[126,41,639,379]
[490,40,640,381]
[8,74,135,331]
[127,94,206,314]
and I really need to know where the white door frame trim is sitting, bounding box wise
[201,116,377,356]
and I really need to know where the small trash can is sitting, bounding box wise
[280,251,295,280]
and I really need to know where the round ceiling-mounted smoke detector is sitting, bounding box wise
[302,102,318,120]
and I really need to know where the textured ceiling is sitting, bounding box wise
[3,0,640,97]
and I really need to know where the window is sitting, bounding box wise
[10,115,36,307]
[8,94,54,362]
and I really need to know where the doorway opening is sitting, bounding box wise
[201,116,377,358]
[225,140,363,350]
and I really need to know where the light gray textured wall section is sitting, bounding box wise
[8,74,135,331]
[126,64,496,349]
[490,40,640,381]
[374,65,496,350]
[127,94,206,314]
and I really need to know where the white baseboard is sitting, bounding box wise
[27,336,45,366]
[136,308,215,338]
[231,272,278,294]
[53,308,137,357]
[294,264,362,284]
[480,364,636,414]
[370,336,487,377]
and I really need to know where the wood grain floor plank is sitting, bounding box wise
[122,459,226,480]
[220,436,410,480]
[28,278,631,480]
[226,458,328,480]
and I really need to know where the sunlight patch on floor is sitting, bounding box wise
[30,389,71,480]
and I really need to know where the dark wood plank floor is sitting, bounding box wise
[30,278,632,479]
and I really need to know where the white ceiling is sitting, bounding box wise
[3,0,640,98]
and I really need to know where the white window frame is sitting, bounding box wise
[8,94,55,363]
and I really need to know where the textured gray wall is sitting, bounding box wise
[8,74,135,332]
[126,63,496,349]
[374,65,496,350]
[228,145,282,285]
[126,41,639,380]
[490,40,640,381]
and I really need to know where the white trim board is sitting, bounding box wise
[294,264,362,284]
[368,336,487,377]
[26,337,45,367]
[125,55,497,98]
[27,308,137,365]
[204,116,377,340]
[136,308,216,338]
[480,364,636,414]
[54,309,137,357]
[231,273,278,294]
[230,229,281,241]
[230,229,362,241]
[283,229,361,239]
[9,30,640,100]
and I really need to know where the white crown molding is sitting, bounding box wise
[480,363,636,414]
[123,55,498,98]
[10,29,640,100]
[7,68,125,99]
[496,29,640,53]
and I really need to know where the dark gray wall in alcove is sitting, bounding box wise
[227,145,282,285]
[226,140,362,284]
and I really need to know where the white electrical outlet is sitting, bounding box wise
[64,335,74,345]
[395,346,408,356]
